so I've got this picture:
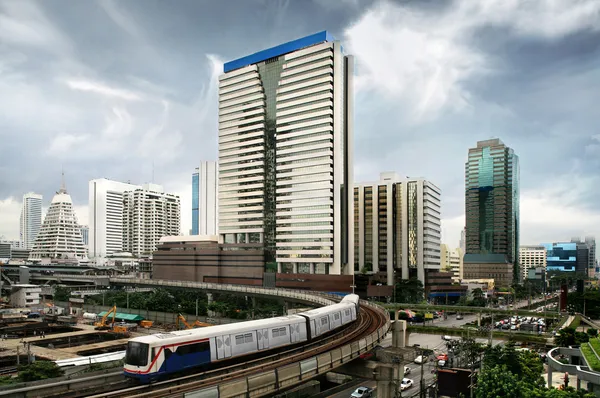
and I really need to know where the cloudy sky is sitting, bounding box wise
[1,0,599,250]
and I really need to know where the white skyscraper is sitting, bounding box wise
[88,178,141,259]
[192,161,218,235]
[123,183,181,257]
[218,31,354,275]
[29,181,87,263]
[19,193,42,250]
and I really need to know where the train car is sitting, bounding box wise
[341,294,360,313]
[297,299,358,339]
[124,315,307,382]
[124,295,360,383]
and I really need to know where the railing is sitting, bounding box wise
[547,347,600,386]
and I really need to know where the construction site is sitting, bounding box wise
[0,302,215,376]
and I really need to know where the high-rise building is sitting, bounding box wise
[88,178,141,259]
[441,244,463,282]
[29,180,87,263]
[80,225,89,247]
[218,31,354,275]
[570,236,596,277]
[192,161,218,235]
[519,245,547,281]
[459,227,466,253]
[19,193,42,250]
[123,183,181,257]
[586,236,596,278]
[542,242,577,273]
[463,138,520,286]
[353,172,441,286]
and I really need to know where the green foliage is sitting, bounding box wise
[475,365,522,398]
[86,289,285,320]
[580,343,600,371]
[86,288,208,315]
[567,289,600,319]
[0,375,16,385]
[570,316,581,329]
[393,278,424,304]
[476,343,594,398]
[18,361,64,382]
[555,327,589,347]
[53,285,71,302]
[586,328,598,337]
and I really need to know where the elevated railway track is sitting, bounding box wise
[0,282,390,398]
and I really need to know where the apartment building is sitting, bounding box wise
[441,244,463,282]
[519,245,547,281]
[123,183,181,257]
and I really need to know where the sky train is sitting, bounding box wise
[123,294,360,383]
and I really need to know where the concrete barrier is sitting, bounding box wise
[188,299,391,398]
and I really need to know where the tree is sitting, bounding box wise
[587,328,598,337]
[53,285,70,302]
[555,327,589,347]
[394,278,424,304]
[18,361,64,382]
[475,365,522,398]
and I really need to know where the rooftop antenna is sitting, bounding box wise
[59,167,67,194]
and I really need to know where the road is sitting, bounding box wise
[328,298,551,397]
[328,333,503,397]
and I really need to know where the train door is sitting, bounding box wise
[258,328,269,350]
[290,323,300,343]
[216,335,232,359]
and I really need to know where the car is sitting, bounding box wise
[401,378,414,390]
[456,314,463,320]
[442,335,453,341]
[351,386,373,397]
[404,366,411,375]
[414,355,427,364]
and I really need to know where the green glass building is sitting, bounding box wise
[464,139,520,285]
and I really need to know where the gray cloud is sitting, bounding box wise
[0,0,599,252]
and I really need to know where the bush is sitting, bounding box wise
[18,361,64,382]
[587,328,598,337]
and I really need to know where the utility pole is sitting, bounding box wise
[489,312,494,345]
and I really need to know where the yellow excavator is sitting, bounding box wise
[176,313,213,330]
[94,305,128,335]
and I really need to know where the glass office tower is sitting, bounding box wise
[464,139,520,284]
[218,31,354,275]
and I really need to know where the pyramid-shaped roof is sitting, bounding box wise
[29,177,88,263]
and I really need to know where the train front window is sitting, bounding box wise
[126,342,149,367]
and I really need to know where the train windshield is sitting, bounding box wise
[125,342,149,367]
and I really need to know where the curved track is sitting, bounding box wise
[86,301,387,398]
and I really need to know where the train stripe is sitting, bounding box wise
[124,338,210,375]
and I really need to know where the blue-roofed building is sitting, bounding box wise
[543,242,577,273]
[217,31,355,278]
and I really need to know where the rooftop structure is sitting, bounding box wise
[28,176,88,263]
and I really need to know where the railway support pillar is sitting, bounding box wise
[477,313,482,327]
[373,364,395,398]
[392,320,407,348]
[207,293,213,305]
